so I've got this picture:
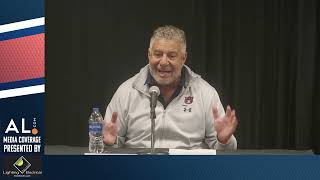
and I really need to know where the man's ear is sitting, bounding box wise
[148,48,152,59]
[182,52,187,64]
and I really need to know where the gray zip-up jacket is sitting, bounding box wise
[104,65,237,150]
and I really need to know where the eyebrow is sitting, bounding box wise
[153,49,178,53]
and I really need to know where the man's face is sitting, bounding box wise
[148,38,187,87]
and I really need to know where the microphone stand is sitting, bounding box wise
[150,103,156,154]
[137,87,168,155]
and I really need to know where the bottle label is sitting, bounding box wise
[89,122,102,134]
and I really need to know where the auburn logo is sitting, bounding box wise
[184,96,193,104]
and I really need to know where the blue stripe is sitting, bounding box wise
[0,25,44,41]
[0,0,44,25]
[0,78,45,91]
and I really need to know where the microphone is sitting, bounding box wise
[149,86,160,119]
[148,86,160,153]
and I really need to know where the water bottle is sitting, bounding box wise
[88,107,104,153]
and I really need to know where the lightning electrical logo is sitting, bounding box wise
[13,156,31,174]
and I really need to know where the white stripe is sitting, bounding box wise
[0,85,45,99]
[0,17,45,34]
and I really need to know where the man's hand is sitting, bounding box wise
[213,105,238,144]
[103,112,118,145]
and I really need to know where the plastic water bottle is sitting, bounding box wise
[88,108,104,153]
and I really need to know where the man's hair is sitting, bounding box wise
[149,25,186,53]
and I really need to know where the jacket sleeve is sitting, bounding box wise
[104,83,130,147]
[204,86,237,150]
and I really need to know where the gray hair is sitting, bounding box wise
[149,25,187,53]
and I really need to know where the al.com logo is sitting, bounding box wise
[5,118,39,135]
[2,117,42,153]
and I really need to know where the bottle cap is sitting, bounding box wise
[92,107,99,112]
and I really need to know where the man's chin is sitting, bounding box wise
[154,78,173,86]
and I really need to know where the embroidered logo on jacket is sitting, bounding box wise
[183,105,192,112]
[183,96,193,112]
[184,96,193,104]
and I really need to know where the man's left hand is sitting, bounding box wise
[213,105,238,144]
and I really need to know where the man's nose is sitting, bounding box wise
[159,54,169,66]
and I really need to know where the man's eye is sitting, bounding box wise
[168,53,177,59]
[154,53,163,58]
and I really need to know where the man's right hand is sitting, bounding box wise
[103,112,118,145]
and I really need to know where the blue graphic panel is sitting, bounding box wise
[0,93,44,155]
[42,155,320,180]
[0,0,44,25]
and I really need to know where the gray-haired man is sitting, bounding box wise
[103,25,238,150]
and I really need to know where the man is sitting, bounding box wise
[103,25,238,150]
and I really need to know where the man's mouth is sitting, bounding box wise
[158,69,171,77]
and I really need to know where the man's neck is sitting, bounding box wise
[158,79,180,103]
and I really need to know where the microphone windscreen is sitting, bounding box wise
[149,86,160,96]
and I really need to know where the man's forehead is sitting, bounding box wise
[151,38,182,52]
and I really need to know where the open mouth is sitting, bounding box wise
[158,69,171,77]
